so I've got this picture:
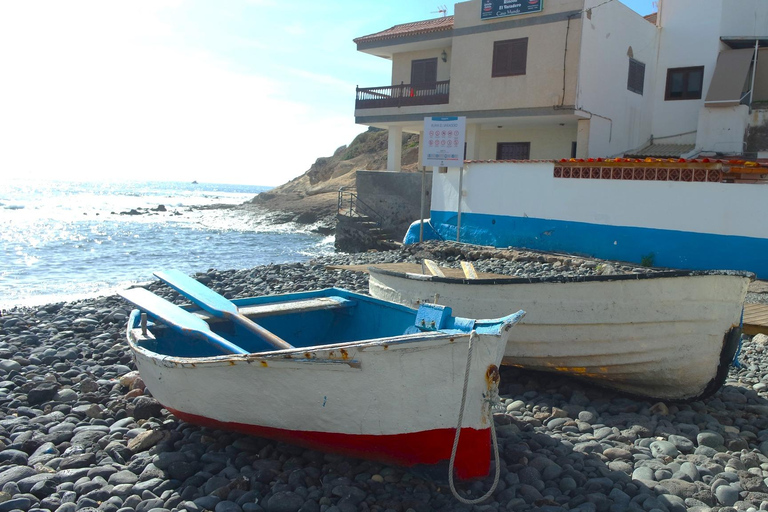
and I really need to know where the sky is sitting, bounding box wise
[0,0,656,186]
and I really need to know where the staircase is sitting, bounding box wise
[336,188,402,252]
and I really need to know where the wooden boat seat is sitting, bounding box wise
[196,296,357,323]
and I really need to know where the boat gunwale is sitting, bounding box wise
[127,325,464,365]
[125,304,523,367]
[368,266,755,286]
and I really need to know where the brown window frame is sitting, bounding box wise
[496,142,531,160]
[492,38,528,78]
[627,58,645,95]
[664,66,704,101]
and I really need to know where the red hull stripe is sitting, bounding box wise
[167,407,491,479]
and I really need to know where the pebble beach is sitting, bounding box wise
[2,241,768,512]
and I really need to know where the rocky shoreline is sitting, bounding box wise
[2,242,768,512]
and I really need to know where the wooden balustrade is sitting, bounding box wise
[355,81,450,109]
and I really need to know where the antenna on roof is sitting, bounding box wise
[432,5,448,17]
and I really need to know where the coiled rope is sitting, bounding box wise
[448,330,501,504]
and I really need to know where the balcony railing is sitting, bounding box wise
[355,81,450,109]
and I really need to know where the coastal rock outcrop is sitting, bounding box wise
[241,128,419,232]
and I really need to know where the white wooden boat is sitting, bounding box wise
[368,265,752,401]
[121,280,524,479]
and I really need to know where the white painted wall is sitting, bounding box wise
[720,0,768,38]
[577,0,659,157]
[696,106,749,154]
[391,49,451,85]
[450,0,583,111]
[477,123,577,160]
[433,161,768,238]
[651,0,724,143]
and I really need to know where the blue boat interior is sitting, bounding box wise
[126,287,518,358]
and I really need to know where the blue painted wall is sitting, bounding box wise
[405,210,768,278]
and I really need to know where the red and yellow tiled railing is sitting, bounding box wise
[553,159,768,184]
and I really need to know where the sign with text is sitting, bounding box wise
[481,0,543,20]
[423,117,466,167]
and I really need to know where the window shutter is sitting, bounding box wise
[627,58,645,95]
[492,38,528,77]
[411,58,438,85]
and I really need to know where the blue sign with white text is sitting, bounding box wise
[481,0,543,20]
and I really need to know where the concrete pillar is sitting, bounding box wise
[466,123,481,161]
[576,119,590,159]
[387,126,403,172]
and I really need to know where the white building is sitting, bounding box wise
[353,0,768,170]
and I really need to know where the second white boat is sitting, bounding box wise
[369,265,752,401]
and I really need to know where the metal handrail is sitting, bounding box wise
[337,187,387,232]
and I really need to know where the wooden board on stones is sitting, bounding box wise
[325,262,507,280]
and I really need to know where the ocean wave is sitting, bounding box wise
[0,180,323,309]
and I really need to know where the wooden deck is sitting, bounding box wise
[744,303,768,336]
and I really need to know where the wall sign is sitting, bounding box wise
[423,117,466,167]
[481,0,543,20]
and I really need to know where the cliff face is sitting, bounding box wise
[246,128,419,227]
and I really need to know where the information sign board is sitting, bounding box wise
[422,117,466,167]
[481,0,543,20]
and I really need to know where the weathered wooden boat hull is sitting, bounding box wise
[368,269,751,401]
[125,288,521,479]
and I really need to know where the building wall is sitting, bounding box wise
[720,0,768,38]
[696,105,749,154]
[650,0,725,143]
[391,49,451,86]
[356,0,767,161]
[747,109,768,154]
[477,124,578,160]
[449,0,584,112]
[577,0,659,157]
[432,161,766,238]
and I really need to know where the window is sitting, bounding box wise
[665,66,704,100]
[496,142,530,160]
[627,58,645,95]
[411,58,437,85]
[492,38,528,77]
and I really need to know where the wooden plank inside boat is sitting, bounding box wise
[196,297,356,323]
[325,262,508,280]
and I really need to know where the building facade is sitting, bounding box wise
[354,0,768,170]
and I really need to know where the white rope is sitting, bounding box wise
[448,330,502,505]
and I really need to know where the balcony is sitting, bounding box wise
[355,81,450,109]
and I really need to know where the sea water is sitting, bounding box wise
[0,179,334,309]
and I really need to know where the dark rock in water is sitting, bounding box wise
[294,211,317,224]
[153,204,167,212]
